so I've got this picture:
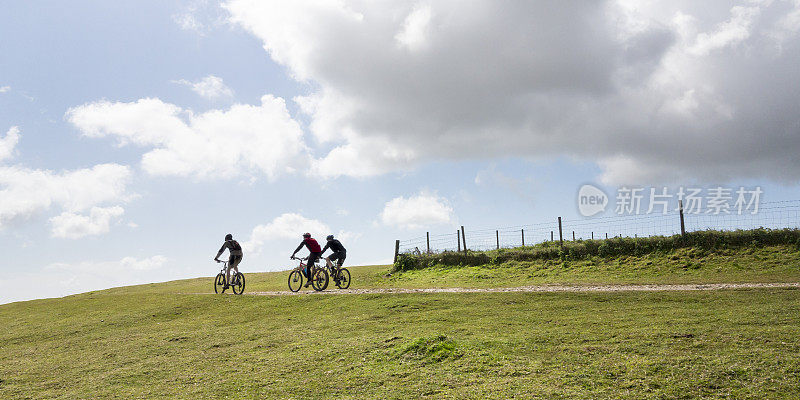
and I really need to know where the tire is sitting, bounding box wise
[319,267,330,291]
[288,270,303,292]
[232,272,245,295]
[337,268,351,289]
[214,273,226,294]
[311,268,329,292]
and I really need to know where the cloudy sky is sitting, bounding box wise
[2,0,799,303]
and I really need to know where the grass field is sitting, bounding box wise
[1,245,799,399]
[105,244,800,295]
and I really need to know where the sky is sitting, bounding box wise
[1,0,799,304]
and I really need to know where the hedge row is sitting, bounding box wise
[393,228,800,272]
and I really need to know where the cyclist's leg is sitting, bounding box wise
[337,252,346,267]
[306,252,320,286]
[230,255,242,281]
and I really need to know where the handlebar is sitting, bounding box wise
[290,256,309,261]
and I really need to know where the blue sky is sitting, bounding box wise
[2,1,799,304]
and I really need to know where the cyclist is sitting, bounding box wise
[214,233,243,288]
[291,232,322,287]
[321,233,346,267]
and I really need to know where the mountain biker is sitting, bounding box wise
[321,234,346,268]
[321,234,347,286]
[214,233,243,288]
[291,233,322,287]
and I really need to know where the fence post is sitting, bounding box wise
[461,225,467,254]
[558,217,563,249]
[521,229,525,246]
[426,232,430,254]
[394,240,400,263]
[605,233,608,239]
[572,231,575,241]
[551,231,554,241]
[679,199,686,238]
[457,230,461,252]
[591,232,594,240]
[496,230,500,250]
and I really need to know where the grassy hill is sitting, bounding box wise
[2,241,800,399]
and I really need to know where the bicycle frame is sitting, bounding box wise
[218,260,229,274]
[214,259,245,294]
[291,256,320,271]
[217,260,235,284]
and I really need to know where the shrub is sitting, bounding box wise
[393,228,800,271]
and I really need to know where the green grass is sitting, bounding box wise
[387,245,800,288]
[395,228,800,271]
[2,243,800,399]
[102,243,800,296]
[1,288,799,399]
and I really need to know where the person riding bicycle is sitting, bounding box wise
[321,234,347,286]
[214,233,243,288]
[321,234,346,268]
[291,232,322,287]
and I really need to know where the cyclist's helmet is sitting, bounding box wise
[326,235,334,241]
[225,233,233,241]
[303,232,311,238]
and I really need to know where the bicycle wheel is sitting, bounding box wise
[232,272,245,295]
[319,267,330,291]
[311,268,329,291]
[337,268,351,289]
[214,273,226,294]
[288,270,303,292]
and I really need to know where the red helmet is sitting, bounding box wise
[302,232,311,238]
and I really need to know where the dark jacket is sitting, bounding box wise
[216,239,243,258]
[322,239,346,254]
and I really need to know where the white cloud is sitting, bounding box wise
[173,75,234,99]
[0,163,132,228]
[689,5,760,56]
[120,255,168,271]
[172,0,227,36]
[49,206,125,239]
[0,126,20,161]
[0,86,10,93]
[242,212,357,256]
[225,0,800,184]
[66,95,308,180]
[174,13,204,33]
[243,213,330,254]
[395,4,433,51]
[380,191,454,230]
[0,127,132,234]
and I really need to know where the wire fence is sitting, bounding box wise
[397,200,800,255]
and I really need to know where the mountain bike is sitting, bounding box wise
[288,256,328,292]
[214,260,245,295]
[319,259,351,290]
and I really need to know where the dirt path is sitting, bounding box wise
[237,282,800,296]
